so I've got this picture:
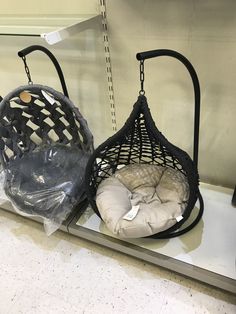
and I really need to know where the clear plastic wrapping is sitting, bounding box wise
[1,143,90,235]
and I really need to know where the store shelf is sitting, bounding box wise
[69,183,236,294]
[1,182,235,293]
[0,14,101,44]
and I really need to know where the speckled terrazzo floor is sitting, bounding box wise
[0,208,235,314]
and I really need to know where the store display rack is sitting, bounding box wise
[0,15,101,44]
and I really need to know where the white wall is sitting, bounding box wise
[0,0,98,15]
[0,0,235,188]
[106,0,236,188]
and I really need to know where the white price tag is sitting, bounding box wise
[123,205,140,221]
[41,90,55,105]
[176,215,183,222]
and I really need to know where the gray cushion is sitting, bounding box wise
[96,164,189,238]
[4,144,90,221]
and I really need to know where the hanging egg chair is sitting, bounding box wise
[85,49,204,239]
[0,45,93,230]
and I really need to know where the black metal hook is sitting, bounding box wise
[136,49,201,169]
[18,45,69,98]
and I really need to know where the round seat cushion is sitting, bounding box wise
[96,164,189,238]
[4,144,89,220]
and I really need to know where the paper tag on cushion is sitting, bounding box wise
[123,205,140,221]
[176,215,183,222]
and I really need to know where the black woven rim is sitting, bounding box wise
[0,84,93,166]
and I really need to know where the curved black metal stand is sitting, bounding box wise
[85,48,204,239]
[136,49,203,238]
[136,49,200,168]
[18,45,69,98]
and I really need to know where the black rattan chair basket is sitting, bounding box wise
[0,45,93,219]
[0,84,93,165]
[85,49,204,239]
[0,46,93,165]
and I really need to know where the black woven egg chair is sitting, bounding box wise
[0,45,93,220]
[85,49,204,239]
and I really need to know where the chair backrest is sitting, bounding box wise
[0,84,93,166]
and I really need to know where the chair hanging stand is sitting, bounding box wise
[136,49,204,239]
[85,49,204,239]
[18,45,69,97]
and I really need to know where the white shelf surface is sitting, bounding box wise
[0,14,101,44]
[72,183,236,293]
[1,182,235,293]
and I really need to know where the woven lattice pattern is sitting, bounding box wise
[88,96,189,190]
[85,95,199,237]
[0,85,93,165]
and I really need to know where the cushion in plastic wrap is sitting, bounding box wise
[4,144,90,220]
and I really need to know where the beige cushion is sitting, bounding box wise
[96,164,189,238]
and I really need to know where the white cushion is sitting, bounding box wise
[96,164,189,238]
